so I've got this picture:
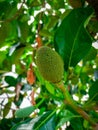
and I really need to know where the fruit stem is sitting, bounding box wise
[56,82,97,126]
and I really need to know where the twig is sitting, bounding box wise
[37,0,46,35]
[36,0,45,48]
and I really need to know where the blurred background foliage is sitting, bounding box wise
[0,0,98,130]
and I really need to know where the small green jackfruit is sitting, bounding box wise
[36,46,64,83]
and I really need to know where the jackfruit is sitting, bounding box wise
[36,46,64,83]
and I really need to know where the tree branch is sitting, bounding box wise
[56,83,97,127]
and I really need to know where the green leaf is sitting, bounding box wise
[70,118,83,130]
[82,63,94,75]
[54,7,93,70]
[18,22,31,42]
[34,111,56,130]
[2,57,12,71]
[80,73,89,84]
[12,111,56,130]
[48,0,65,9]
[47,15,59,29]
[5,76,17,86]
[14,94,24,107]
[11,118,32,130]
[0,0,6,2]
[11,47,25,64]
[34,68,45,84]
[3,102,11,117]
[0,23,10,44]
[57,110,75,128]
[89,80,98,101]
[27,0,41,6]
[15,106,36,118]
[0,51,7,68]
[39,29,52,38]
[60,9,72,20]
[57,110,83,130]
[71,74,79,85]
[0,118,22,130]
[0,22,18,45]
[83,47,97,62]
[45,81,55,95]
[0,1,17,20]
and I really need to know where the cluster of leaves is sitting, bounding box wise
[0,0,98,130]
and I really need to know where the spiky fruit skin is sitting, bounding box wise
[36,46,64,83]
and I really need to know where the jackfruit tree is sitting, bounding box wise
[0,0,98,130]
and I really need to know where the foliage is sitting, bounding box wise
[0,0,98,130]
